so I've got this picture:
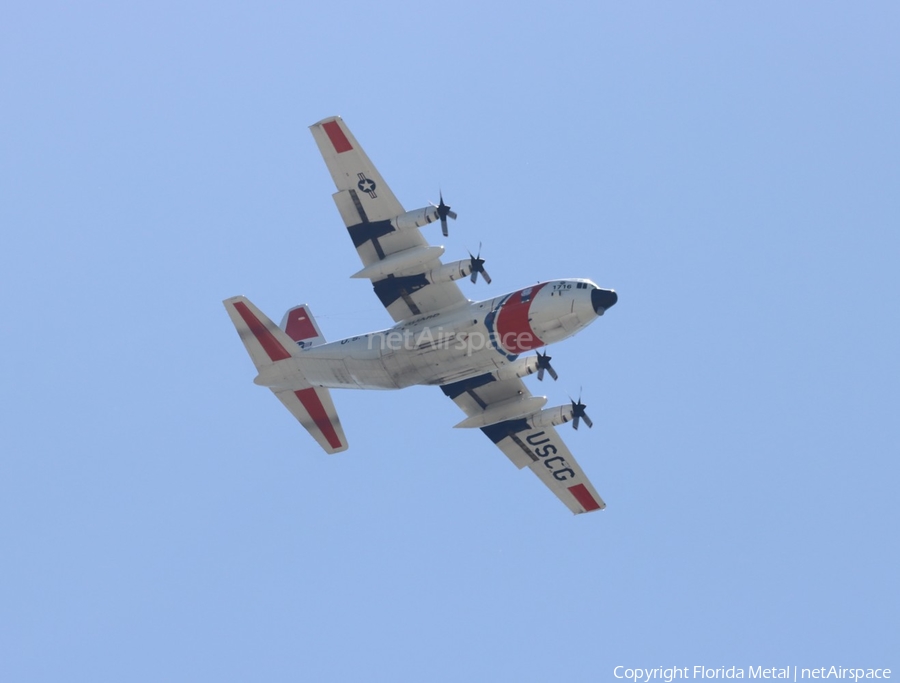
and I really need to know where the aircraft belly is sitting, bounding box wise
[380,347,421,388]
[292,357,357,388]
[343,355,399,390]
[381,344,503,387]
[302,305,521,389]
[425,348,507,385]
[298,340,398,389]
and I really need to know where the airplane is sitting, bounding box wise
[224,116,618,514]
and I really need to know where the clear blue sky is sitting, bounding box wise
[2,2,898,681]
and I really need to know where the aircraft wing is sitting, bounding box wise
[441,374,606,514]
[310,116,469,323]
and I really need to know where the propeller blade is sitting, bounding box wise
[570,394,593,430]
[436,192,456,237]
[536,351,558,381]
[468,244,490,285]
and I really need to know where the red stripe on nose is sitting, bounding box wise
[495,284,546,353]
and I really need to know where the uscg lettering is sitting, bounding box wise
[525,432,550,446]
[526,431,575,481]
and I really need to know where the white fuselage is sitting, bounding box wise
[293,279,615,390]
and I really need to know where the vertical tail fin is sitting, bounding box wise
[279,304,327,348]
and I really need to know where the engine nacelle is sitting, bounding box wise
[422,259,473,284]
[528,404,577,430]
[492,356,540,381]
[390,206,441,231]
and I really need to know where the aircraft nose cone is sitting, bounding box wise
[591,288,618,315]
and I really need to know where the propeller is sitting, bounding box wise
[468,243,492,284]
[570,392,593,430]
[435,192,457,237]
[536,351,558,381]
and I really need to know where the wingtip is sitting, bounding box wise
[310,115,342,128]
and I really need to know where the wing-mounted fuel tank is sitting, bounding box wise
[454,395,549,429]
[351,246,445,279]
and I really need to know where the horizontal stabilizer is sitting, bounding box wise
[271,386,348,454]
[224,296,301,369]
[224,296,348,454]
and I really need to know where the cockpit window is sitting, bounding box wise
[520,287,533,303]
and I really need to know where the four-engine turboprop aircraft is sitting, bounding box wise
[224,116,618,514]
